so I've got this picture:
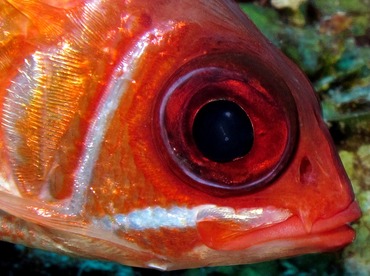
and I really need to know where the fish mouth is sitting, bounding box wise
[196,201,361,252]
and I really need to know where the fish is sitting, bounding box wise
[0,0,361,271]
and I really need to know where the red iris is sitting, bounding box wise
[153,53,298,196]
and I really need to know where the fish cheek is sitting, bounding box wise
[83,99,156,215]
[125,80,197,205]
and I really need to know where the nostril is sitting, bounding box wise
[299,156,315,185]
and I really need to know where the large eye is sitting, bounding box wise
[153,53,298,196]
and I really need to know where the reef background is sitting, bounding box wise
[1,0,369,275]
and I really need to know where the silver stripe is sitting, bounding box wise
[99,206,200,231]
[93,205,292,231]
[95,205,214,231]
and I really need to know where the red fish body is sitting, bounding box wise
[0,0,361,270]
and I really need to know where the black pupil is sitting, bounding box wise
[192,100,254,163]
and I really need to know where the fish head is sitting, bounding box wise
[0,0,360,271]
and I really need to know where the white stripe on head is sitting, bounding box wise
[66,27,173,215]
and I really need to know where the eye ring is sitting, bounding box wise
[153,53,298,196]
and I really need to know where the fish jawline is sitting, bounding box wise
[196,201,360,251]
[160,224,354,271]
[161,202,360,270]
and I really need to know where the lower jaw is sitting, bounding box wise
[259,224,356,254]
[199,201,361,251]
[217,217,356,252]
[164,225,355,271]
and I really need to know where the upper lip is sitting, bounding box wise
[306,201,361,233]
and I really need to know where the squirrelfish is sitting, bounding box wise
[0,0,361,271]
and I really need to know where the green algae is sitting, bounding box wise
[240,3,281,43]
[315,0,370,16]
[341,145,370,275]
